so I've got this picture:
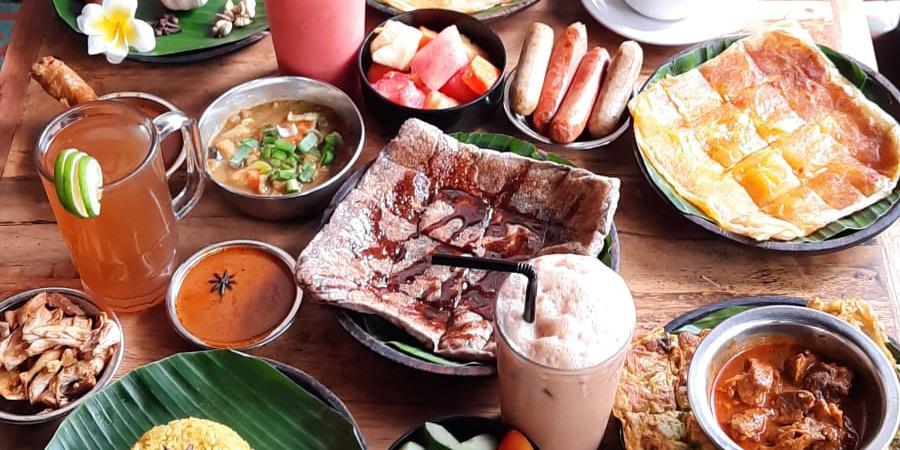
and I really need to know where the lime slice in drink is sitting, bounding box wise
[53,149,103,218]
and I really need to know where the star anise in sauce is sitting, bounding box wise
[209,269,237,299]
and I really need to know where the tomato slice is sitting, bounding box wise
[439,68,480,104]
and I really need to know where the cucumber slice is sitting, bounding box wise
[425,422,461,450]
[399,442,426,450]
[459,434,498,450]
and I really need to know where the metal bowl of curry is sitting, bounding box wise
[198,76,365,221]
[687,305,900,450]
[166,240,302,351]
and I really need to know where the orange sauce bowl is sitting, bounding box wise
[166,240,302,350]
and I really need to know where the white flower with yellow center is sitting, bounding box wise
[76,0,156,64]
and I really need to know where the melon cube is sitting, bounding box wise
[424,91,460,109]
[410,25,470,91]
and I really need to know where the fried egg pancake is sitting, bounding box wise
[630,21,900,241]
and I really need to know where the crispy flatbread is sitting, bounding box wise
[298,119,619,360]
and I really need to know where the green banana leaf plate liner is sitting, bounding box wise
[324,133,619,376]
[47,350,365,450]
[634,36,900,253]
[366,0,540,21]
[51,0,268,62]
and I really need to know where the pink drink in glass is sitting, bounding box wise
[264,0,365,92]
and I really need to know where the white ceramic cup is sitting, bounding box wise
[623,0,703,21]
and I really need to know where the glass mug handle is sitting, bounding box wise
[153,111,205,221]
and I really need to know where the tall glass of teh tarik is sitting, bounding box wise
[495,254,636,450]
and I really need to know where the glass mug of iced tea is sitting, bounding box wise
[35,100,205,312]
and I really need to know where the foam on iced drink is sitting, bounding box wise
[496,254,635,370]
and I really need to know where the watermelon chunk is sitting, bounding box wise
[410,25,470,91]
[440,68,480,104]
[372,71,426,109]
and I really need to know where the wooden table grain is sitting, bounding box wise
[0,1,897,449]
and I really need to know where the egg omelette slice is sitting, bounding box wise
[630,21,900,241]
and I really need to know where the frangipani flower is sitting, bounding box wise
[76,0,155,64]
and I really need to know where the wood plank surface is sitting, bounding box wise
[0,1,897,449]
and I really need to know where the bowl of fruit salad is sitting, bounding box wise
[359,9,507,132]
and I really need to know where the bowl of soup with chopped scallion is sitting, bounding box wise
[199,77,364,220]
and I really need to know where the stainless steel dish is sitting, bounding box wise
[0,287,124,425]
[166,239,303,351]
[99,91,187,179]
[198,76,365,220]
[687,305,900,450]
[501,68,633,150]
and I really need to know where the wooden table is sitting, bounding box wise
[1,1,897,449]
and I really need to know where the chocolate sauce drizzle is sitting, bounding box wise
[359,151,549,323]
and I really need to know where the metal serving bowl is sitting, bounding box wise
[0,287,124,424]
[501,68,633,150]
[198,76,365,220]
[166,239,303,351]
[688,305,900,450]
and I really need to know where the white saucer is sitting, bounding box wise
[581,0,750,46]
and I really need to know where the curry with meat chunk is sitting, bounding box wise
[713,337,863,449]
[208,100,346,196]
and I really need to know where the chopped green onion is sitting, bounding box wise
[273,169,297,180]
[230,138,258,167]
[298,161,316,183]
[323,131,343,148]
[261,145,273,160]
[284,178,301,193]
[321,146,334,166]
[274,138,295,153]
[297,132,319,153]
[262,125,278,145]
[306,147,321,159]
[272,148,292,161]
[252,161,272,175]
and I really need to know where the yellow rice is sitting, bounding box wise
[131,417,253,450]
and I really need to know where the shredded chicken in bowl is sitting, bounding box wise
[0,292,121,411]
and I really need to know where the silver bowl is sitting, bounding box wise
[99,91,187,179]
[0,287,124,424]
[688,305,900,450]
[198,76,365,220]
[166,239,303,351]
[501,67,632,150]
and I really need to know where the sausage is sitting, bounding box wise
[549,47,610,144]
[510,22,555,116]
[531,22,587,134]
[588,41,643,138]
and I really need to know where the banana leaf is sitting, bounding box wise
[47,350,362,450]
[450,131,575,166]
[51,0,268,57]
[638,39,900,243]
